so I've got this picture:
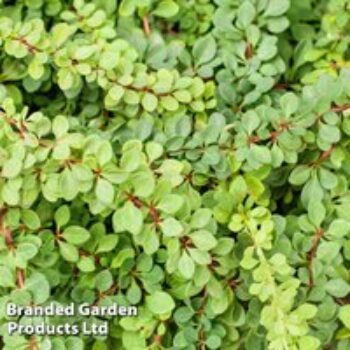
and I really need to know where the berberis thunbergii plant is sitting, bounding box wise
[0,0,350,349]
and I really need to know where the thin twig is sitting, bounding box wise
[306,228,324,289]
[143,16,151,36]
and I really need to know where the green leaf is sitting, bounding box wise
[153,0,179,18]
[318,124,340,144]
[190,230,217,251]
[62,226,90,245]
[190,208,212,228]
[325,279,350,298]
[280,92,299,117]
[307,201,325,227]
[146,291,175,315]
[21,209,41,230]
[326,219,350,239]
[146,142,163,163]
[113,202,143,235]
[108,85,125,102]
[160,96,179,111]
[289,166,311,186]
[25,272,50,304]
[2,158,22,178]
[96,235,119,253]
[205,335,222,349]
[264,0,290,17]
[120,142,143,171]
[51,23,76,48]
[178,250,195,279]
[241,247,258,270]
[58,241,79,262]
[77,257,96,272]
[193,35,217,66]
[95,178,115,205]
[96,142,113,166]
[52,115,69,138]
[157,194,184,214]
[119,0,136,16]
[257,36,277,61]
[16,243,39,262]
[141,93,158,112]
[160,218,183,237]
[95,270,113,292]
[298,336,320,350]
[57,68,75,90]
[251,145,272,164]
[339,305,350,329]
[59,168,79,201]
[237,2,256,28]
[0,266,15,287]
[54,205,71,227]
[111,248,135,269]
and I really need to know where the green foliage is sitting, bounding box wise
[0,1,350,350]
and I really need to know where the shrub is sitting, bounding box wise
[0,0,350,349]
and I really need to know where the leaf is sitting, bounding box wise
[153,1,179,18]
[16,243,39,262]
[95,178,115,205]
[95,270,113,292]
[21,209,41,230]
[205,335,222,349]
[111,248,135,269]
[325,279,350,298]
[73,45,96,60]
[59,168,79,201]
[108,85,125,102]
[326,219,350,239]
[307,201,325,227]
[54,205,71,227]
[178,251,195,279]
[62,226,90,245]
[339,305,350,329]
[52,115,69,138]
[96,235,119,253]
[190,208,212,228]
[58,241,79,262]
[193,35,217,66]
[96,141,113,166]
[25,273,50,304]
[77,256,95,272]
[157,194,184,214]
[280,92,299,117]
[146,142,163,163]
[190,230,217,251]
[2,158,22,178]
[257,36,277,61]
[120,142,143,171]
[146,291,175,315]
[298,336,320,350]
[57,68,74,90]
[289,166,311,186]
[264,0,290,17]
[160,96,179,111]
[51,23,76,48]
[113,202,143,235]
[119,0,136,16]
[237,2,256,28]
[142,93,158,112]
[318,124,340,143]
[0,266,15,287]
[160,218,183,237]
[241,247,258,270]
[250,145,272,164]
